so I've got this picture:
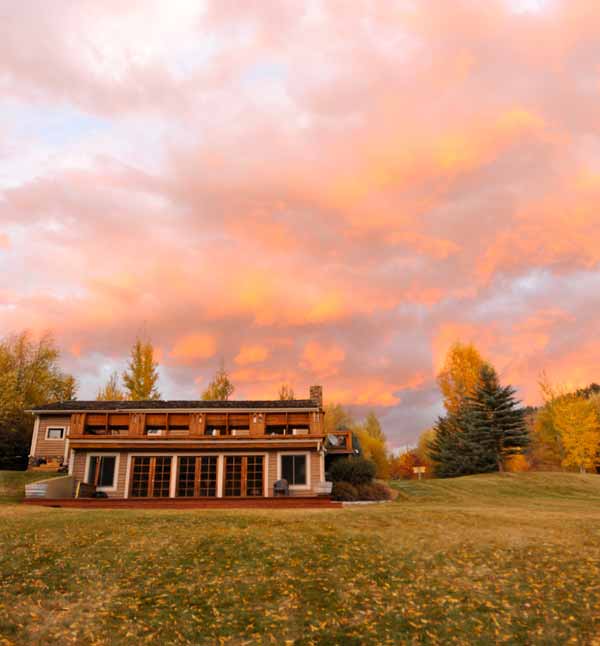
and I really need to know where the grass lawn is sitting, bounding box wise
[2,472,600,645]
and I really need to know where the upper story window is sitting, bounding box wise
[46,427,65,440]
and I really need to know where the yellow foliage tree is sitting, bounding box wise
[504,453,530,472]
[437,342,487,414]
[354,427,390,479]
[552,395,600,473]
[415,427,436,472]
[323,403,354,435]
[530,405,563,469]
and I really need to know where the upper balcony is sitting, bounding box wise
[68,410,323,440]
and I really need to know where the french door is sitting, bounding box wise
[224,455,264,497]
[130,456,172,497]
[177,456,218,497]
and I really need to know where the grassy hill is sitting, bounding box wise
[2,472,600,644]
[393,471,600,505]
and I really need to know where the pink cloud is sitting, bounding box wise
[3,1,600,445]
[301,341,345,378]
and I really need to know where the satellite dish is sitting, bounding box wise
[327,434,340,447]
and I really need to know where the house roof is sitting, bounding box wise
[31,399,320,413]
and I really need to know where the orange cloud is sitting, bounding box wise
[235,344,270,366]
[301,341,345,378]
[169,334,217,363]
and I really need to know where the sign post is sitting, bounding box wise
[412,466,426,481]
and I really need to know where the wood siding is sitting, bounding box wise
[71,450,128,498]
[70,448,322,499]
[33,415,70,460]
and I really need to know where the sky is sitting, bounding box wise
[1,0,600,450]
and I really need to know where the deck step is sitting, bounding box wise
[22,497,342,510]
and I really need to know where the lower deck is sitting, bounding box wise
[23,496,341,509]
[69,448,325,499]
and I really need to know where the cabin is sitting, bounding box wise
[27,385,355,501]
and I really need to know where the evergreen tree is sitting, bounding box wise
[468,365,528,471]
[202,362,234,400]
[122,337,161,400]
[428,406,496,478]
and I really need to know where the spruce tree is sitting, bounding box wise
[467,365,528,471]
[122,337,161,400]
[428,406,496,478]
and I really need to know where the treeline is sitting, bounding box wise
[527,377,600,473]
[401,343,600,479]
[0,331,239,461]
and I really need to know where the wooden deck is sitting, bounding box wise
[22,497,342,510]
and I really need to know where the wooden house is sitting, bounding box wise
[27,386,355,500]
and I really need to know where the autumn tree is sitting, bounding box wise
[389,450,420,480]
[97,371,125,401]
[202,363,234,400]
[0,331,77,459]
[364,411,386,443]
[122,336,161,400]
[415,427,436,472]
[353,427,390,479]
[437,342,487,415]
[278,384,295,400]
[552,395,600,473]
[323,403,354,435]
[529,405,563,469]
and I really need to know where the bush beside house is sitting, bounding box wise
[330,457,392,501]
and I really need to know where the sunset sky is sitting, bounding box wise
[2,0,600,449]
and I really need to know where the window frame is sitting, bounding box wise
[84,453,120,492]
[277,452,310,490]
[45,426,66,441]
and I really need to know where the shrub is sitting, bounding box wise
[356,482,392,501]
[330,457,376,486]
[331,482,358,501]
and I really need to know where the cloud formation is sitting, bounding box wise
[2,0,600,448]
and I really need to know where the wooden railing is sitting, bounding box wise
[326,431,353,451]
[69,410,323,439]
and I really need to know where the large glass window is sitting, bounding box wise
[224,456,264,497]
[130,456,172,497]
[281,455,307,486]
[87,456,116,488]
[177,456,217,497]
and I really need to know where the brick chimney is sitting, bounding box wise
[309,385,323,408]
